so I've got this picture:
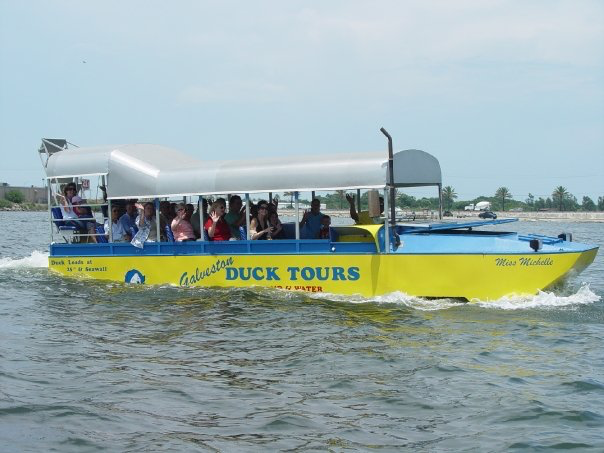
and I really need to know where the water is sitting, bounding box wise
[1,212,603,452]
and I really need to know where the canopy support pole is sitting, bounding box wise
[438,184,443,220]
[108,199,113,243]
[294,191,300,240]
[47,180,52,244]
[198,196,204,241]
[356,189,361,212]
[155,198,160,249]
[245,193,251,240]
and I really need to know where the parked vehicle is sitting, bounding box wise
[479,211,497,219]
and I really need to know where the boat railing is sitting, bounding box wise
[50,235,379,257]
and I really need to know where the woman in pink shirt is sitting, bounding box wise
[171,203,196,242]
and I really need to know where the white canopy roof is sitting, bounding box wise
[44,144,441,199]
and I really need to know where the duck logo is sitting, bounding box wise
[125,269,145,284]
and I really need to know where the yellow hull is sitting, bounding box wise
[48,248,597,300]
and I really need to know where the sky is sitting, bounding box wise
[0,0,602,202]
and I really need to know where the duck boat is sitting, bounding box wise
[39,134,598,301]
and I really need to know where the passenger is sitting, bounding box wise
[119,200,139,236]
[191,198,209,239]
[224,195,246,239]
[268,196,280,213]
[71,196,98,242]
[299,198,324,239]
[104,206,130,242]
[186,203,195,220]
[268,210,284,240]
[131,202,165,247]
[249,201,259,222]
[204,199,231,241]
[159,201,174,225]
[170,203,177,221]
[171,202,196,242]
[319,215,331,239]
[59,182,79,221]
[250,201,272,240]
[346,193,384,224]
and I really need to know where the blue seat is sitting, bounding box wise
[203,228,210,242]
[95,224,108,243]
[281,222,296,239]
[329,227,339,242]
[51,207,78,243]
[164,224,175,242]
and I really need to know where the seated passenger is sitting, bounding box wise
[225,195,246,240]
[119,200,139,236]
[171,203,196,242]
[204,199,231,241]
[268,210,284,240]
[191,198,208,239]
[71,195,98,242]
[186,203,195,220]
[269,196,280,213]
[104,206,130,242]
[160,201,174,225]
[59,182,79,221]
[299,198,324,239]
[319,215,331,239]
[131,202,165,247]
[250,201,272,240]
[346,193,384,224]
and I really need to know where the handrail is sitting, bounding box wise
[51,202,108,208]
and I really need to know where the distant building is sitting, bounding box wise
[0,183,47,204]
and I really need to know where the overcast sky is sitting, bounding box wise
[1,0,602,201]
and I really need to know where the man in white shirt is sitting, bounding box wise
[104,206,130,242]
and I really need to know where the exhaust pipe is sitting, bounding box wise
[380,127,400,247]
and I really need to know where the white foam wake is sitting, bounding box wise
[473,284,601,310]
[309,291,461,311]
[306,285,600,311]
[0,251,49,269]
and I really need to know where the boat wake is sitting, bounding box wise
[309,291,462,311]
[307,284,600,311]
[472,284,600,310]
[0,251,49,269]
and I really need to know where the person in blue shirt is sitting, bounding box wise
[299,198,324,239]
[118,200,139,237]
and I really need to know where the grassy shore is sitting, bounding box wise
[0,201,48,212]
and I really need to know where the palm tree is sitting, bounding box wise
[495,187,512,211]
[552,186,569,211]
[284,191,294,208]
[442,186,457,210]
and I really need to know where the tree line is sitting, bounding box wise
[441,186,604,212]
[303,187,604,212]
